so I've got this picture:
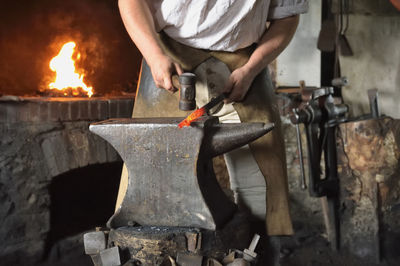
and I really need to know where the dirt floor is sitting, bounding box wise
[38,227,400,266]
[37,155,400,266]
[279,228,400,266]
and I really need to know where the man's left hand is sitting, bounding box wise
[223,66,256,104]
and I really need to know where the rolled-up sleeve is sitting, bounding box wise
[268,0,309,20]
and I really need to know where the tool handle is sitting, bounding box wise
[367,88,379,118]
[248,234,260,252]
[203,92,229,112]
[295,124,307,190]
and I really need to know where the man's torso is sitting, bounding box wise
[148,0,271,51]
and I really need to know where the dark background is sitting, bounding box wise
[0,0,142,96]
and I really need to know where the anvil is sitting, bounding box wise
[89,116,274,230]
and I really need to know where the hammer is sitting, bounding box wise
[172,73,196,111]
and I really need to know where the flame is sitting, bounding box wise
[178,107,206,128]
[48,41,93,97]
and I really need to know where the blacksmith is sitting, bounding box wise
[117,0,308,238]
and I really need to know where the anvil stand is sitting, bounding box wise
[84,116,274,265]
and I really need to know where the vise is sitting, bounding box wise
[89,116,274,230]
[289,85,348,251]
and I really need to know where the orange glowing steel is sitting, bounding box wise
[48,41,93,97]
[178,107,206,128]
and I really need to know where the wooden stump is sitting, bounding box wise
[108,211,252,265]
[337,117,400,262]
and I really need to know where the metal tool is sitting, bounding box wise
[87,246,122,266]
[84,231,107,255]
[317,0,336,52]
[222,233,260,265]
[98,246,121,266]
[90,116,274,230]
[289,86,348,250]
[338,0,353,56]
[178,72,196,111]
[84,231,126,266]
[367,88,380,118]
[295,124,307,190]
[243,234,260,262]
[331,77,348,87]
[186,231,201,252]
[176,253,203,266]
[178,92,229,128]
[202,93,229,114]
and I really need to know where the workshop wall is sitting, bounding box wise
[337,0,400,118]
[274,0,321,87]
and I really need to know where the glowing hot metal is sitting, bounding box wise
[178,93,228,128]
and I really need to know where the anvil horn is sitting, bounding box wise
[202,122,275,157]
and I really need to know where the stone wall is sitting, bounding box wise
[0,96,133,265]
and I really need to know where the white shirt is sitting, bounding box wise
[148,0,308,52]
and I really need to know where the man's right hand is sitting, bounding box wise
[148,53,183,93]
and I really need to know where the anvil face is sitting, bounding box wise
[89,117,273,230]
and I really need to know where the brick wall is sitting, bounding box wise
[0,96,133,265]
[0,96,134,123]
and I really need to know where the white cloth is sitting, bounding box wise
[147,0,308,51]
[194,57,267,221]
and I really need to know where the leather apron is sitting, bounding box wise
[119,32,293,236]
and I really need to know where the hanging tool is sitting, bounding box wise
[338,0,353,56]
[318,0,336,52]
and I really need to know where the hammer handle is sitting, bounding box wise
[172,75,180,89]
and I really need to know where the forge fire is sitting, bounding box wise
[48,41,93,97]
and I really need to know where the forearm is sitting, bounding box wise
[119,0,183,91]
[244,15,300,76]
[118,0,164,63]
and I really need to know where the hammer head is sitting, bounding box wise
[178,72,196,111]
